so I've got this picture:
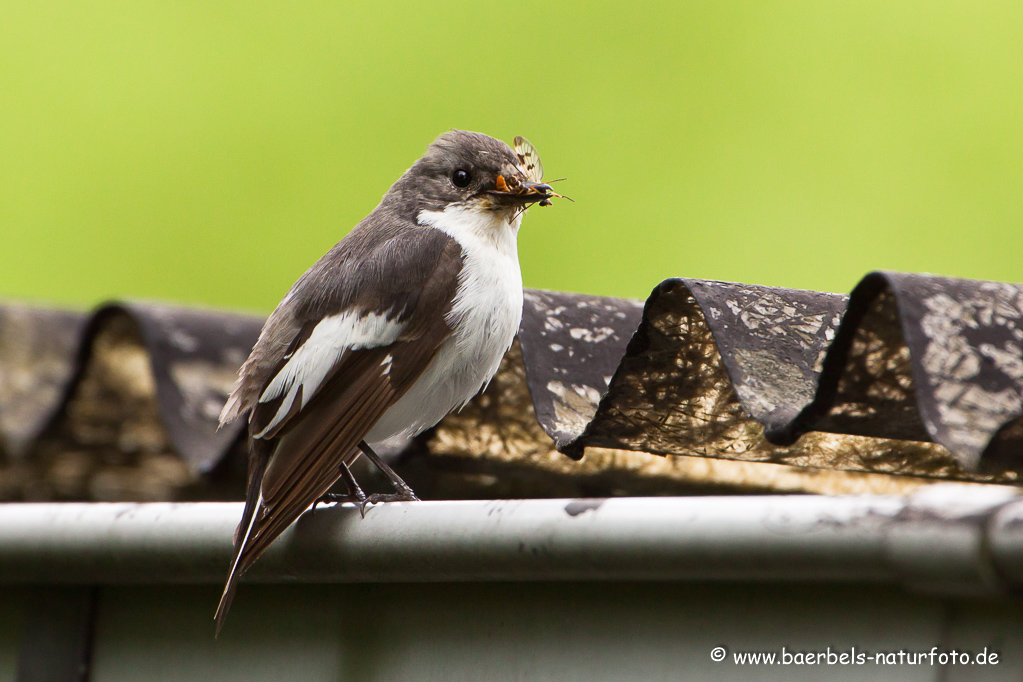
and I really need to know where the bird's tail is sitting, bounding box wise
[215,436,272,636]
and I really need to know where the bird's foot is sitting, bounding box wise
[350,491,419,515]
[311,491,365,515]
[312,461,371,518]
[357,440,420,504]
[364,490,419,506]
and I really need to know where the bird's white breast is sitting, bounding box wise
[366,205,524,443]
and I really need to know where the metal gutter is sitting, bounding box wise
[0,486,1020,594]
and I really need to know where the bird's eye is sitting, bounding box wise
[451,169,472,188]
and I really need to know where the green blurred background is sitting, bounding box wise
[2,1,1021,312]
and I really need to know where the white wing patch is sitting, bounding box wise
[253,311,404,439]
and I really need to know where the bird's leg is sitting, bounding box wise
[358,440,420,503]
[313,462,369,518]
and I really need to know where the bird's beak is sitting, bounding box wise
[487,175,558,206]
[522,180,555,196]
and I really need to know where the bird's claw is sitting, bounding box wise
[364,491,419,505]
[313,489,369,517]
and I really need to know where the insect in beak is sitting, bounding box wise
[511,136,572,207]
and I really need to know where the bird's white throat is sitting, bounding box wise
[417,203,522,255]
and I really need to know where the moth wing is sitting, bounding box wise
[513,135,544,183]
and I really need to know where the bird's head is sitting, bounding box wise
[385,130,567,224]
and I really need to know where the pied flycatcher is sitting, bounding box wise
[215,130,563,632]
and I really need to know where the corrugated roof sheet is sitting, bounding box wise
[1,270,1021,501]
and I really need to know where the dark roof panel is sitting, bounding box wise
[788,272,1023,469]
[2,271,1022,494]
[0,304,89,456]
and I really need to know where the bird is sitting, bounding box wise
[214,130,564,633]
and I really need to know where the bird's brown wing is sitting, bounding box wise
[215,325,450,634]
[247,331,447,566]
[215,230,463,635]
